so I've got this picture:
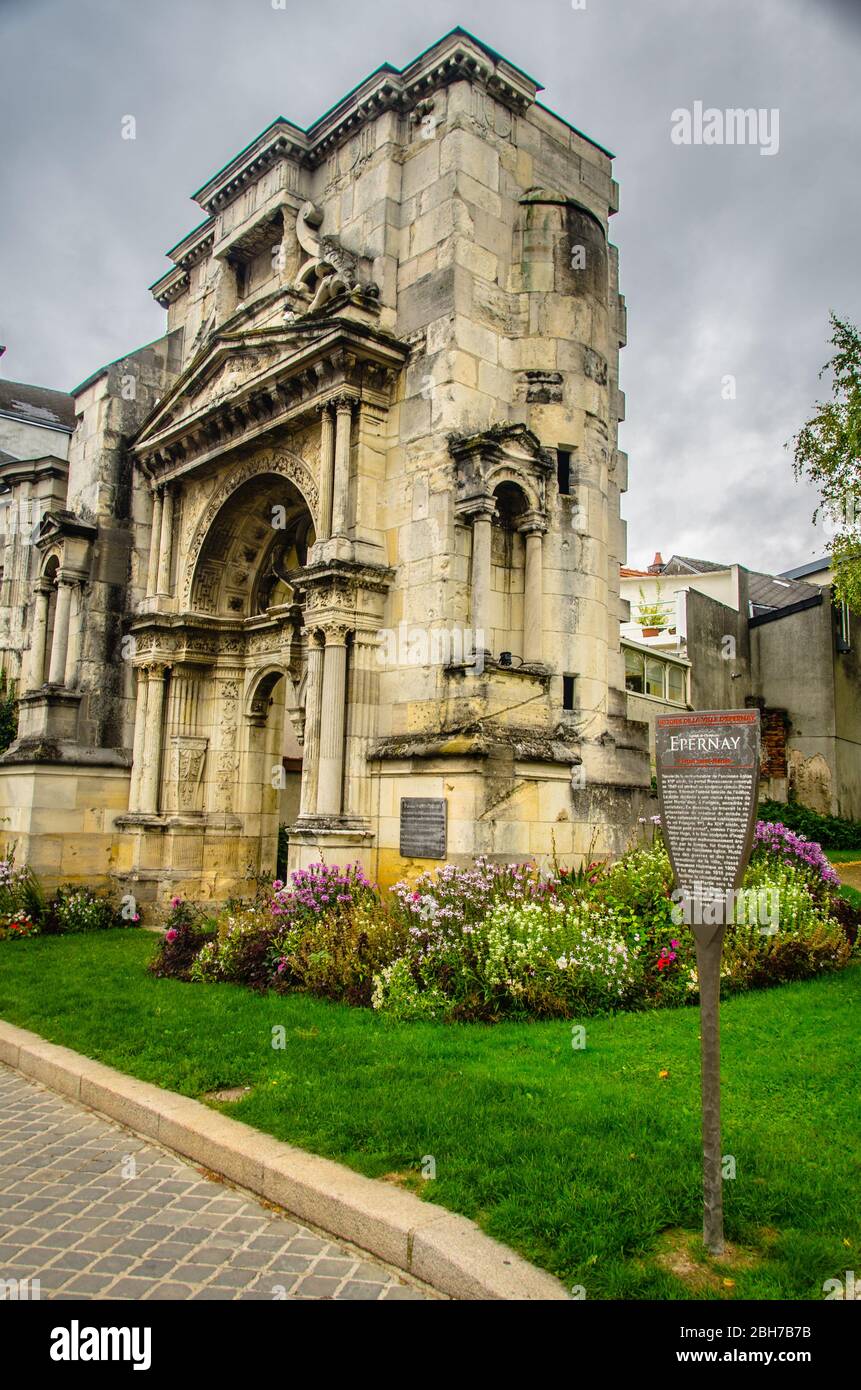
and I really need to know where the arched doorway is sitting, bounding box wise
[243,666,304,880]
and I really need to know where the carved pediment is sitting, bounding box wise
[132,318,409,476]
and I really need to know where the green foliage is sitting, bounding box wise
[0,670,18,754]
[791,313,861,608]
[276,824,289,881]
[48,885,122,934]
[758,798,861,850]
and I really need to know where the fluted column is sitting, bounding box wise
[156,486,175,597]
[146,488,163,598]
[520,516,547,665]
[315,624,349,816]
[317,406,335,543]
[26,580,51,690]
[139,664,168,815]
[344,629,379,819]
[299,631,325,817]
[465,499,495,655]
[128,666,149,811]
[63,582,83,687]
[47,576,74,685]
[330,398,353,538]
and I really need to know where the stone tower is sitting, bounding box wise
[0,29,649,903]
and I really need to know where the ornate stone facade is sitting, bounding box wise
[0,29,650,904]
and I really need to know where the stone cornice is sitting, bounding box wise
[165,30,541,252]
[0,455,69,490]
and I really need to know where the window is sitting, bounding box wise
[562,674,575,710]
[557,449,571,496]
[645,657,665,698]
[624,647,644,694]
[666,664,686,703]
[623,645,687,704]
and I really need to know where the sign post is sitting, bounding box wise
[655,709,761,1255]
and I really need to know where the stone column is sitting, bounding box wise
[156,486,175,596]
[26,580,51,690]
[146,488,163,598]
[139,664,168,815]
[128,666,149,811]
[315,624,349,816]
[63,582,83,687]
[520,517,547,665]
[467,500,495,655]
[344,629,379,819]
[299,631,325,817]
[330,398,353,538]
[317,406,335,542]
[47,575,74,685]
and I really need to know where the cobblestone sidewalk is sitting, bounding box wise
[0,1063,430,1300]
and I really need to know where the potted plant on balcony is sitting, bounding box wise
[636,586,668,637]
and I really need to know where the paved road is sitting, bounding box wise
[0,1064,429,1301]
[837,860,861,892]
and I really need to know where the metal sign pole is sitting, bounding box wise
[655,708,761,1259]
[694,927,726,1254]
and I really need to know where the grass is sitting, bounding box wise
[827,850,861,864]
[1,930,859,1300]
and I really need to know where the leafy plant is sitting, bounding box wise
[790,313,861,609]
[0,670,18,754]
[758,798,861,850]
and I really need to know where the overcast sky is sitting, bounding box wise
[2,0,859,574]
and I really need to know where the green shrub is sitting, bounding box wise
[758,799,861,850]
[0,671,18,754]
[0,849,46,927]
[148,898,216,981]
[48,886,122,934]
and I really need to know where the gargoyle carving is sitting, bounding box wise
[293,201,360,314]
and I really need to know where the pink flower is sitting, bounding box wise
[165,928,178,943]
[170,896,182,910]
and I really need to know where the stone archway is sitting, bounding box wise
[182,451,319,609]
[189,472,316,618]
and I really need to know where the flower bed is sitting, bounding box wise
[0,848,133,940]
[149,823,860,1022]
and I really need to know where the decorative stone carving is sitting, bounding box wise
[293,202,362,315]
[170,736,208,812]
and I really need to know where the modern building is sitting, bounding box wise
[620,553,861,818]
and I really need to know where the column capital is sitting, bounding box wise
[319,620,352,646]
[331,393,357,414]
[456,495,497,523]
[518,510,548,537]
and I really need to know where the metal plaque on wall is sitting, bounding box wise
[399,797,447,859]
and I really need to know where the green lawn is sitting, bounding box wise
[1,931,859,1300]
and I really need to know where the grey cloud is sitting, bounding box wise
[0,0,857,575]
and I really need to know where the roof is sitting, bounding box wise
[660,555,731,576]
[619,566,653,578]
[747,570,822,616]
[0,378,76,433]
[779,557,831,581]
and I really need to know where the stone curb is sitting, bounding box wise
[0,1019,568,1301]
